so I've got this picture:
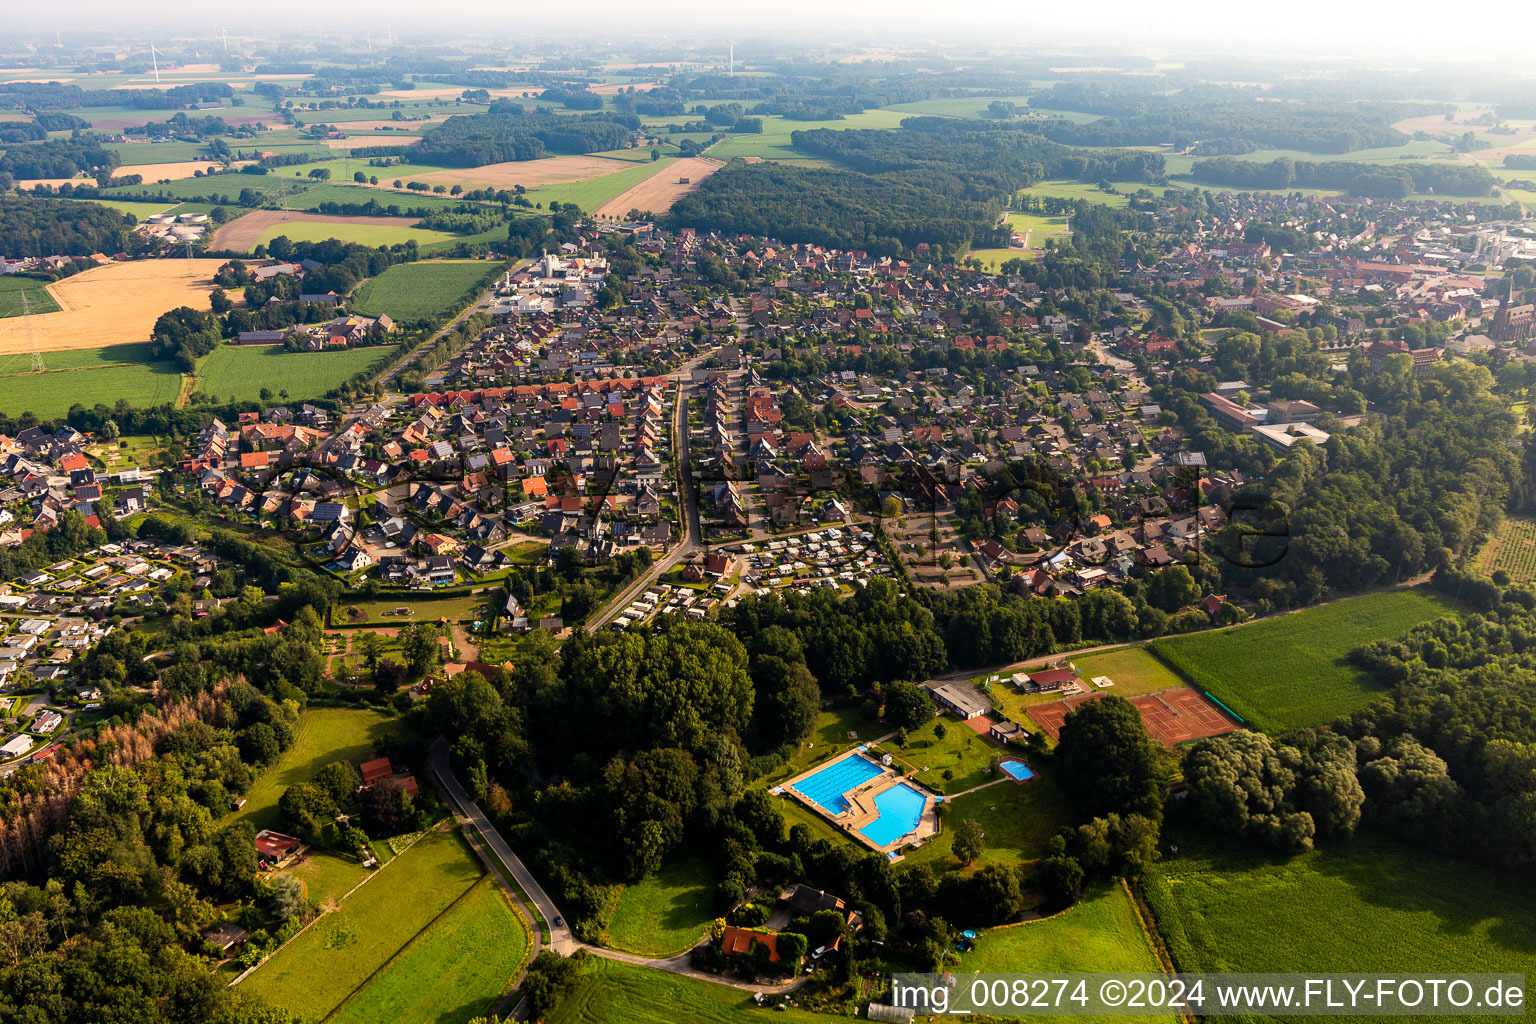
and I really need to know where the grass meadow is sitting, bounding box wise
[241,827,487,1021]
[254,218,458,249]
[1142,831,1536,1019]
[604,847,717,956]
[0,276,61,317]
[194,344,389,403]
[546,956,829,1024]
[1477,515,1536,582]
[331,877,528,1024]
[1148,589,1461,732]
[226,707,399,834]
[0,343,181,419]
[350,259,499,321]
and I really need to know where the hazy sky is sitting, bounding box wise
[3,0,1535,62]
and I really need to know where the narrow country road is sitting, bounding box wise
[429,736,808,1018]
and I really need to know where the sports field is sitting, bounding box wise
[1149,589,1462,733]
[351,259,499,322]
[1478,515,1536,582]
[331,877,528,1024]
[0,259,224,354]
[1143,831,1536,1017]
[194,344,388,404]
[226,707,399,834]
[240,827,489,1021]
[0,276,61,318]
[0,343,181,419]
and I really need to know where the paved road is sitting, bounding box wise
[585,349,711,630]
[430,737,578,953]
[430,735,809,1014]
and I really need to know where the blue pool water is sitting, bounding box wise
[1000,760,1035,781]
[792,754,884,814]
[859,782,928,847]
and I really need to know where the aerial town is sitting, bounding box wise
[1,17,1535,1024]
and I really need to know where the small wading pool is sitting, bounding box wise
[999,759,1035,782]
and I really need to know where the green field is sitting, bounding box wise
[254,218,458,249]
[227,707,399,834]
[0,343,182,419]
[1478,515,1536,582]
[969,248,1039,271]
[0,276,61,318]
[1003,211,1072,238]
[1143,832,1536,1019]
[241,827,487,1021]
[332,877,528,1024]
[351,259,498,321]
[1017,180,1134,208]
[605,848,716,956]
[547,956,828,1024]
[526,157,679,211]
[1149,589,1462,733]
[194,343,389,403]
[956,884,1174,1023]
[698,109,911,163]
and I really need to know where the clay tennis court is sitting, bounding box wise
[594,156,723,218]
[1027,687,1241,746]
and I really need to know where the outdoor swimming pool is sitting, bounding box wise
[790,753,883,815]
[858,781,928,847]
[1000,759,1035,781]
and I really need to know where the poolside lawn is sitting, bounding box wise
[874,716,999,795]
[902,768,1071,872]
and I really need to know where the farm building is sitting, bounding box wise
[254,829,303,868]
[0,735,34,759]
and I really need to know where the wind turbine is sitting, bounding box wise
[727,41,735,77]
[149,41,160,83]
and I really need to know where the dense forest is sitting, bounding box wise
[668,159,1012,253]
[0,80,234,111]
[0,138,121,182]
[800,121,1164,184]
[667,123,1162,254]
[1189,155,1495,197]
[0,195,139,256]
[1025,81,1428,154]
[411,105,637,167]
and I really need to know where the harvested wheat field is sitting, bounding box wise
[105,160,250,180]
[211,210,429,251]
[417,154,634,191]
[327,134,423,148]
[594,157,723,218]
[0,259,225,354]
